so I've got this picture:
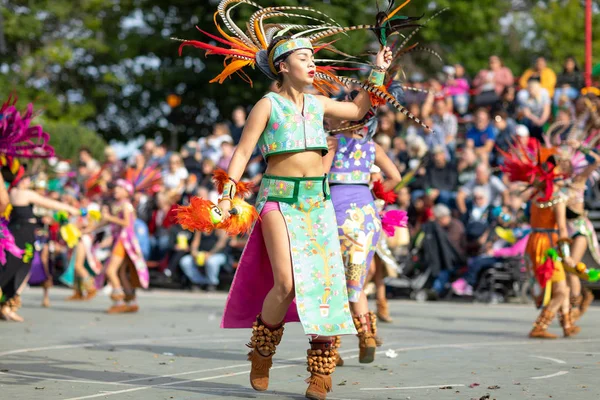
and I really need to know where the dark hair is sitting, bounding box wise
[564,56,580,73]
[266,35,292,87]
[79,146,91,154]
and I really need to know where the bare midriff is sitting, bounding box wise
[265,150,325,177]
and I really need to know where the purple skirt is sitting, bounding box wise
[330,184,381,302]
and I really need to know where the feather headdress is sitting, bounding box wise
[175,0,423,105]
[119,165,162,196]
[0,94,54,159]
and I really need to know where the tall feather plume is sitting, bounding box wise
[316,73,431,132]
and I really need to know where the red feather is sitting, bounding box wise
[535,258,555,288]
[175,197,216,234]
[212,169,253,198]
[372,180,398,205]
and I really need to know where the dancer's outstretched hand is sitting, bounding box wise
[375,46,393,71]
[217,199,232,221]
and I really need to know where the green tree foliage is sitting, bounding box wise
[2,0,600,146]
[44,121,107,162]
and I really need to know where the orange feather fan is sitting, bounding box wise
[176,196,258,237]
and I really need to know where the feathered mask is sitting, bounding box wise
[175,0,424,107]
[0,94,54,159]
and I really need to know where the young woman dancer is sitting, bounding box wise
[0,169,80,321]
[177,2,430,396]
[102,178,149,314]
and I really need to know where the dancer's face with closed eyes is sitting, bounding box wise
[279,49,316,86]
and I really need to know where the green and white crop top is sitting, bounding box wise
[257,92,328,159]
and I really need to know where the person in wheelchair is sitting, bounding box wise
[453,204,529,296]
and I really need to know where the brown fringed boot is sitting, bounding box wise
[246,314,284,392]
[124,291,139,313]
[580,288,595,316]
[529,308,558,339]
[305,339,336,400]
[332,336,343,366]
[83,277,97,300]
[353,314,377,363]
[368,311,383,347]
[376,299,393,323]
[107,289,128,314]
[570,294,582,321]
[559,311,581,337]
[66,278,84,301]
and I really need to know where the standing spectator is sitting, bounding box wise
[79,147,100,174]
[456,164,508,215]
[422,93,458,154]
[198,123,233,164]
[554,56,584,107]
[181,141,203,179]
[443,65,470,115]
[516,79,552,140]
[228,106,247,145]
[142,140,156,162]
[472,55,514,109]
[163,153,189,195]
[217,137,235,170]
[103,146,124,178]
[465,108,496,163]
[519,56,557,98]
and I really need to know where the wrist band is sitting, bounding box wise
[558,238,572,259]
[80,208,88,217]
[221,180,236,200]
[368,69,385,87]
[578,146,590,155]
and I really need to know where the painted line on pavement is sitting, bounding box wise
[531,371,569,380]
[530,355,567,364]
[361,384,466,391]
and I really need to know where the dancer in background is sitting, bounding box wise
[500,143,579,338]
[103,167,159,314]
[325,81,406,365]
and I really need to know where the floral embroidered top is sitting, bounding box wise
[258,92,328,159]
[328,135,375,185]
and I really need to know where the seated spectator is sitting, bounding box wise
[457,147,478,186]
[492,111,517,158]
[514,124,537,155]
[179,228,230,291]
[465,108,496,164]
[423,204,466,299]
[457,164,508,215]
[181,141,203,179]
[228,106,247,145]
[443,65,470,115]
[163,153,189,195]
[199,122,233,164]
[148,191,178,261]
[554,57,583,107]
[463,187,494,226]
[424,145,458,207]
[417,117,448,159]
[519,56,557,98]
[499,85,517,118]
[472,55,514,110]
[516,79,552,140]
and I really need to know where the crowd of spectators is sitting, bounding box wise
[30,55,600,299]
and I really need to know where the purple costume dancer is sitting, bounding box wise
[329,134,381,301]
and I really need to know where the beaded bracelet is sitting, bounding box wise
[368,69,385,87]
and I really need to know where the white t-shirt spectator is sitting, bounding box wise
[517,88,551,118]
[163,167,189,191]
